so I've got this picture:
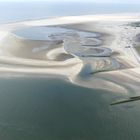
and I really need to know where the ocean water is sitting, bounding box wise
[0,76,139,140]
[0,2,140,24]
[0,2,140,140]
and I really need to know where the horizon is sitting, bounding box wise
[0,0,140,4]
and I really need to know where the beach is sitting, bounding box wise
[0,14,140,94]
[0,14,140,139]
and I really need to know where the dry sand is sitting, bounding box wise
[0,13,140,94]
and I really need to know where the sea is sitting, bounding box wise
[0,2,140,140]
[0,2,140,24]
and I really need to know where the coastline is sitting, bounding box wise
[0,14,140,94]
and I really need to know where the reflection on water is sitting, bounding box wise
[0,76,140,140]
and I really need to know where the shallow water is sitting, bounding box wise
[0,2,140,139]
[0,76,139,140]
[135,47,140,55]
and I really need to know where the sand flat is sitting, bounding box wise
[0,14,140,94]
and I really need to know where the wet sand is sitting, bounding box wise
[0,14,140,140]
[0,14,140,94]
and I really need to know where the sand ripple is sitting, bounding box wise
[0,25,127,93]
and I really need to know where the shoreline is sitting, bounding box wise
[0,14,140,94]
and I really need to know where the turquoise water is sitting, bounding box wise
[0,76,140,140]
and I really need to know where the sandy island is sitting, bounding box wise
[0,13,140,94]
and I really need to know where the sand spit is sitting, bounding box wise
[0,14,140,94]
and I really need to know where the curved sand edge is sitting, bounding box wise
[0,14,140,94]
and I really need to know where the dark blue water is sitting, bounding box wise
[0,2,140,24]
